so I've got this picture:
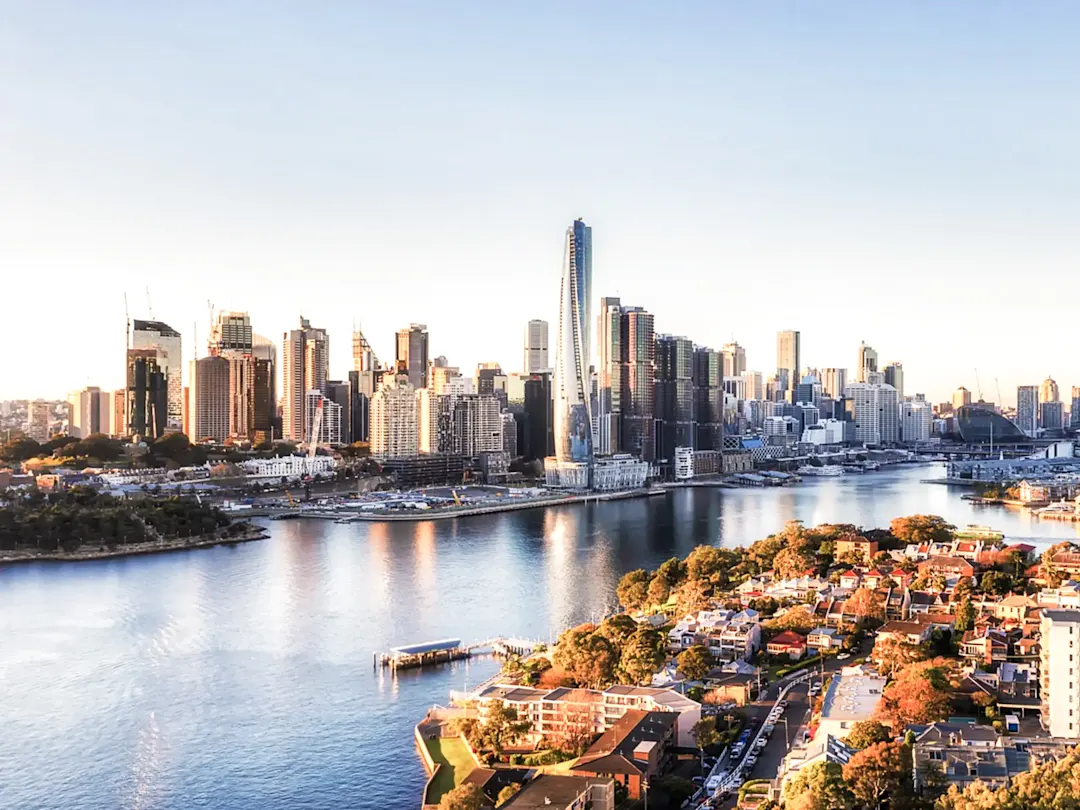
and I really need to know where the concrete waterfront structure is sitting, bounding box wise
[548,218,593,488]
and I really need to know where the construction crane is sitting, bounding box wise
[974,368,983,401]
[996,378,1003,406]
[124,293,131,350]
[451,489,462,506]
[145,286,154,319]
[307,398,324,460]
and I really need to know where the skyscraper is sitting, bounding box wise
[550,218,593,487]
[844,382,898,446]
[282,318,329,443]
[857,342,878,383]
[126,347,168,439]
[67,387,110,438]
[210,311,253,353]
[370,374,418,459]
[26,400,51,442]
[693,346,723,450]
[953,386,972,412]
[252,335,277,443]
[1016,385,1038,436]
[883,362,904,397]
[901,398,932,443]
[524,319,549,374]
[655,335,695,461]
[192,355,230,442]
[776,330,800,392]
[620,306,655,462]
[1040,376,1060,407]
[820,368,848,400]
[595,297,622,454]
[352,324,379,372]
[452,395,503,455]
[131,320,182,432]
[396,324,430,389]
[722,341,746,378]
[1071,387,1080,429]
[416,388,452,453]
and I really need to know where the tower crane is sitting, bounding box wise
[996,378,1003,406]
[974,368,983,401]
[307,398,324,460]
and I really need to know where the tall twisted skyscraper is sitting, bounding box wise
[553,218,593,475]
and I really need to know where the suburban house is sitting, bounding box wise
[838,571,862,590]
[861,569,896,590]
[667,609,762,661]
[766,631,807,660]
[834,536,878,563]
[907,590,949,616]
[775,735,855,799]
[909,724,1030,793]
[960,628,1010,665]
[570,710,676,800]
[918,556,976,580]
[704,673,755,707]
[994,594,1038,622]
[1037,581,1080,608]
[876,620,932,647]
[808,627,846,651]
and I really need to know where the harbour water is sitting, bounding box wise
[2,465,1075,810]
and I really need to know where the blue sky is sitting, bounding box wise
[3,2,1079,404]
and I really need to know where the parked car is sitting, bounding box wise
[837,652,851,660]
[809,681,822,695]
[778,699,788,708]
[692,776,706,786]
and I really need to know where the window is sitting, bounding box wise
[929,750,944,761]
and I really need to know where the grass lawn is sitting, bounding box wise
[425,737,475,804]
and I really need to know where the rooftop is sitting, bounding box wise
[819,673,887,724]
[389,638,461,656]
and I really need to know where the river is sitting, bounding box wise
[1,465,1075,810]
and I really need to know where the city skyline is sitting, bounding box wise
[6,4,1080,402]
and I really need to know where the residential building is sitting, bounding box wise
[620,306,655,462]
[693,347,723,451]
[654,335,695,461]
[901,398,933,443]
[191,355,230,442]
[1016,386,1038,436]
[326,380,352,444]
[1072,387,1080,429]
[501,412,518,457]
[835,535,879,563]
[548,218,593,488]
[1041,400,1064,431]
[1040,609,1080,738]
[722,341,746,377]
[112,388,126,439]
[131,319,183,432]
[395,324,429,390]
[370,375,418,459]
[416,389,452,454]
[910,724,1029,792]
[595,297,622,455]
[524,319,549,374]
[876,620,932,648]
[570,710,676,800]
[815,671,887,742]
[26,400,51,442]
[500,775,614,810]
[667,609,761,662]
[67,387,110,438]
[820,368,847,400]
[776,330,800,393]
[857,342,878,383]
[766,630,807,660]
[844,382,899,445]
[452,395,503,455]
[884,362,904,397]
[282,318,329,443]
[808,627,846,651]
[959,627,1009,666]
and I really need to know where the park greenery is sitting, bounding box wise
[0,487,237,552]
[550,614,666,689]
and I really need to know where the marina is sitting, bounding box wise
[377,637,541,670]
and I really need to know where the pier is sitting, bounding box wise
[377,636,541,671]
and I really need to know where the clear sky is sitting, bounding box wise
[3,2,1079,405]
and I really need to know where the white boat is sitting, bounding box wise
[797,465,844,477]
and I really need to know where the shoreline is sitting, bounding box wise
[0,524,269,566]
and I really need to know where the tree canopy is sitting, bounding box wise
[553,624,618,689]
[676,645,714,681]
[890,515,955,546]
[616,569,650,612]
[845,720,892,750]
[877,659,954,727]
[438,783,486,810]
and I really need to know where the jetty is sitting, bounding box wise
[377,636,541,671]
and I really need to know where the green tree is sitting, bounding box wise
[151,432,192,461]
[619,627,666,685]
[842,741,907,810]
[955,596,976,632]
[553,624,618,689]
[691,716,720,751]
[597,613,638,649]
[890,515,955,545]
[0,437,41,462]
[439,783,486,810]
[846,587,885,625]
[845,720,892,750]
[616,569,651,612]
[978,570,1014,596]
[479,700,531,754]
[877,660,953,726]
[764,605,818,635]
[783,761,853,810]
[676,645,714,681]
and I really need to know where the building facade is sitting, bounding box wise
[126,348,169,439]
[901,398,933,443]
[883,362,904,397]
[452,395,503,455]
[370,375,419,459]
[595,297,622,455]
[524,319,549,374]
[282,318,329,443]
[857,342,878,383]
[821,368,848,400]
[26,400,51,442]
[67,387,110,438]
[722,341,746,377]
[192,355,230,443]
[549,218,594,487]
[395,324,429,390]
[776,330,801,393]
[1041,609,1080,738]
[131,319,183,432]
[1016,385,1039,436]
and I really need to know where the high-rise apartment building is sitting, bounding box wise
[1041,401,1064,431]
[722,342,746,378]
[953,386,973,412]
[252,335,277,444]
[347,371,371,443]
[857,342,878,383]
[452,395,503,455]
[1041,376,1060,405]
[900,398,932,443]
[522,373,553,461]
[1016,386,1039,436]
[595,297,622,455]
[191,356,231,443]
[655,335,695,461]
[741,371,764,402]
[396,324,429,390]
[352,325,379,372]
[524,319,549,374]
[67,387,110,438]
[1071,387,1080,429]
[112,389,126,439]
[416,388,452,454]
[305,390,343,446]
[550,218,593,486]
[26,400,51,442]
[327,380,352,444]
[1040,610,1080,739]
[844,382,899,446]
[370,375,418,459]
[620,307,655,462]
[282,318,329,443]
[883,362,904,397]
[776,330,801,392]
[693,346,723,451]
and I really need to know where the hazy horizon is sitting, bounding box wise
[4,3,1080,404]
